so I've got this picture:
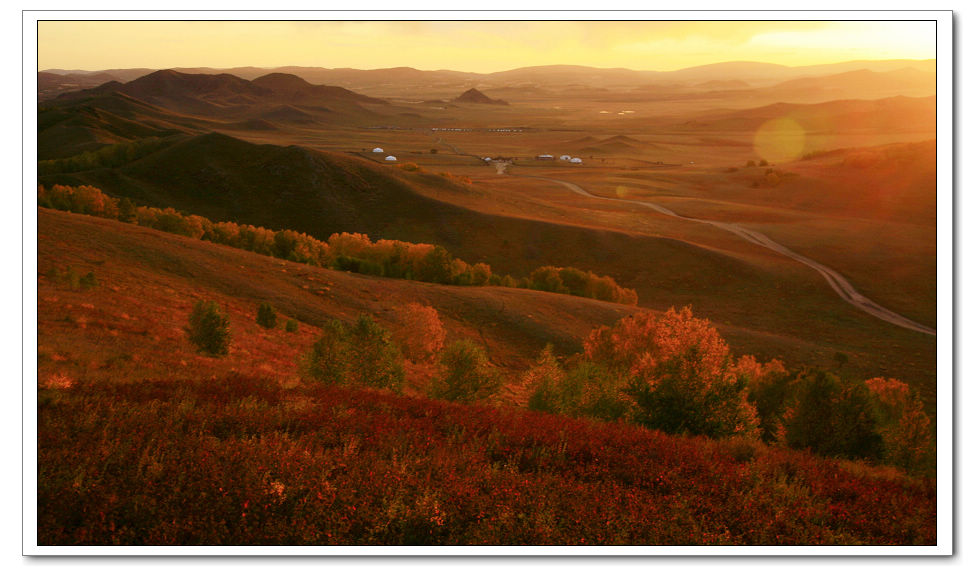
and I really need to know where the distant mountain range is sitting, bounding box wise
[52,69,385,113]
[38,59,936,100]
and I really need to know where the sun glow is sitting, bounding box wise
[37,20,936,72]
[753,118,807,164]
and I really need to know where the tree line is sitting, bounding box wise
[37,184,637,304]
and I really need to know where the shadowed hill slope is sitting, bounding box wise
[38,132,772,302]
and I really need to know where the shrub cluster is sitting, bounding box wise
[38,184,120,218]
[524,307,934,473]
[302,306,502,405]
[526,307,758,439]
[46,266,98,291]
[528,266,638,305]
[328,233,494,286]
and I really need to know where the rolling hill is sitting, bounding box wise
[453,88,509,106]
[48,69,390,124]
[37,92,195,160]
[677,95,936,133]
[39,70,402,158]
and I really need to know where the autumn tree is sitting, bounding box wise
[391,303,446,362]
[583,307,758,438]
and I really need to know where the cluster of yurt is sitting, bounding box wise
[372,147,397,162]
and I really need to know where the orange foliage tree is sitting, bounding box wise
[584,307,758,438]
[391,303,446,362]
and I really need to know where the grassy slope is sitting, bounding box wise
[36,215,936,547]
[39,208,937,416]
[38,208,636,393]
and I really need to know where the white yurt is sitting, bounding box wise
[559,154,572,161]
[385,155,397,162]
[373,147,384,153]
[483,157,492,162]
[570,157,583,164]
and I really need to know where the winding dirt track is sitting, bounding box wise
[519,175,936,336]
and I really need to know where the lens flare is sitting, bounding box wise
[753,117,806,164]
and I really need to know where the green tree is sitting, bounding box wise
[529,266,567,294]
[306,315,404,392]
[256,303,278,329]
[524,345,566,413]
[416,246,454,284]
[187,300,231,356]
[782,370,883,461]
[306,319,351,386]
[117,197,137,223]
[865,377,933,472]
[736,356,791,442]
[346,315,405,392]
[430,340,502,403]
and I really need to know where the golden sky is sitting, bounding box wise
[37,20,936,73]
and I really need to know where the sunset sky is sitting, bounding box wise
[37,19,936,73]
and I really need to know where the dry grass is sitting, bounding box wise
[38,208,937,420]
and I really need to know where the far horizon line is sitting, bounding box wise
[40,57,937,76]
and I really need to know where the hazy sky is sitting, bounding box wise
[37,20,936,73]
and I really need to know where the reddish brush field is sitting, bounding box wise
[38,376,935,546]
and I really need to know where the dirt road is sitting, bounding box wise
[521,175,936,336]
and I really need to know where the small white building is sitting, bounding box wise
[570,157,583,164]
[483,157,492,162]
[385,155,397,162]
[559,155,572,161]
[536,154,554,160]
[372,147,384,153]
